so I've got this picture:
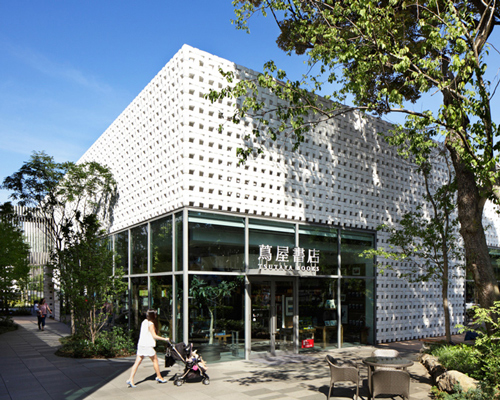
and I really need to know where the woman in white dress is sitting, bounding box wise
[126,309,169,387]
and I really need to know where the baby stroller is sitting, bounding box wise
[165,341,210,386]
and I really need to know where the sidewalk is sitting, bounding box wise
[0,317,434,400]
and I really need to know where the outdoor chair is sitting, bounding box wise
[371,349,399,357]
[370,369,410,400]
[325,355,360,400]
[370,349,402,372]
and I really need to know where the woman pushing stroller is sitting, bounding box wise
[126,309,169,388]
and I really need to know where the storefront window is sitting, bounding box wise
[151,276,173,337]
[466,248,500,306]
[130,276,148,334]
[300,226,338,275]
[341,231,375,277]
[188,212,245,272]
[175,212,183,271]
[188,275,244,360]
[174,275,183,342]
[131,224,148,274]
[151,216,173,273]
[249,220,295,269]
[490,248,500,281]
[114,278,129,329]
[341,278,375,346]
[299,278,339,351]
[115,231,129,274]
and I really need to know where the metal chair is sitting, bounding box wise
[370,369,410,400]
[325,355,360,400]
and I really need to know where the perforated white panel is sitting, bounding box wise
[78,44,500,343]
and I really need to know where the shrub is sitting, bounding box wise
[11,307,33,316]
[429,344,480,377]
[0,316,18,335]
[431,384,499,400]
[56,326,135,358]
[458,302,500,389]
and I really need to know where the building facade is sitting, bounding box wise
[11,206,52,310]
[77,45,500,360]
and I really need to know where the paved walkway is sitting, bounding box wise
[0,317,436,400]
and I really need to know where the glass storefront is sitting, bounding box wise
[113,209,376,360]
[151,217,173,273]
[299,278,339,351]
[189,212,245,271]
[131,224,148,274]
[188,274,244,360]
[115,231,128,273]
[465,247,500,306]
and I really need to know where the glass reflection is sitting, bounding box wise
[151,275,173,338]
[341,278,374,346]
[130,276,148,334]
[341,231,375,277]
[188,213,244,272]
[300,226,338,275]
[299,278,338,351]
[189,275,244,360]
[115,231,129,274]
[151,217,173,273]
[131,224,148,274]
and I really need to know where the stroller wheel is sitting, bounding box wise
[174,379,183,387]
[202,377,210,385]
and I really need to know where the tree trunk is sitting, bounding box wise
[442,247,451,343]
[446,141,500,312]
[442,271,451,343]
[209,308,214,345]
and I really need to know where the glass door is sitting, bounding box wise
[250,278,295,356]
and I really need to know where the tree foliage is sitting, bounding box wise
[189,275,239,344]
[2,151,118,332]
[0,202,30,314]
[55,214,126,344]
[2,151,118,251]
[209,0,500,309]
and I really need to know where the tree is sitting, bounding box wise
[2,151,118,332]
[209,0,500,309]
[189,275,239,345]
[2,151,118,252]
[55,214,126,344]
[0,203,30,314]
[363,147,462,342]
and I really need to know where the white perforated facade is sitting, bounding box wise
[78,45,500,345]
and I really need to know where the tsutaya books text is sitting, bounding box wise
[258,244,320,272]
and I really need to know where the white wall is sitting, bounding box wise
[78,44,500,343]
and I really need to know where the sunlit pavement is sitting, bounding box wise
[0,317,436,400]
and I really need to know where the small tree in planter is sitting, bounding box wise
[55,214,126,344]
[189,275,239,345]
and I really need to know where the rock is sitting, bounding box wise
[420,354,446,382]
[436,370,478,393]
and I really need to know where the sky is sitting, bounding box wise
[0,1,499,204]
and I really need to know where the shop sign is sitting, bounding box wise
[301,338,315,348]
[257,245,320,273]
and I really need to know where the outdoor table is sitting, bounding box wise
[363,356,414,398]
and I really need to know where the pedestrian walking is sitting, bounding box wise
[126,309,170,388]
[38,298,51,331]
